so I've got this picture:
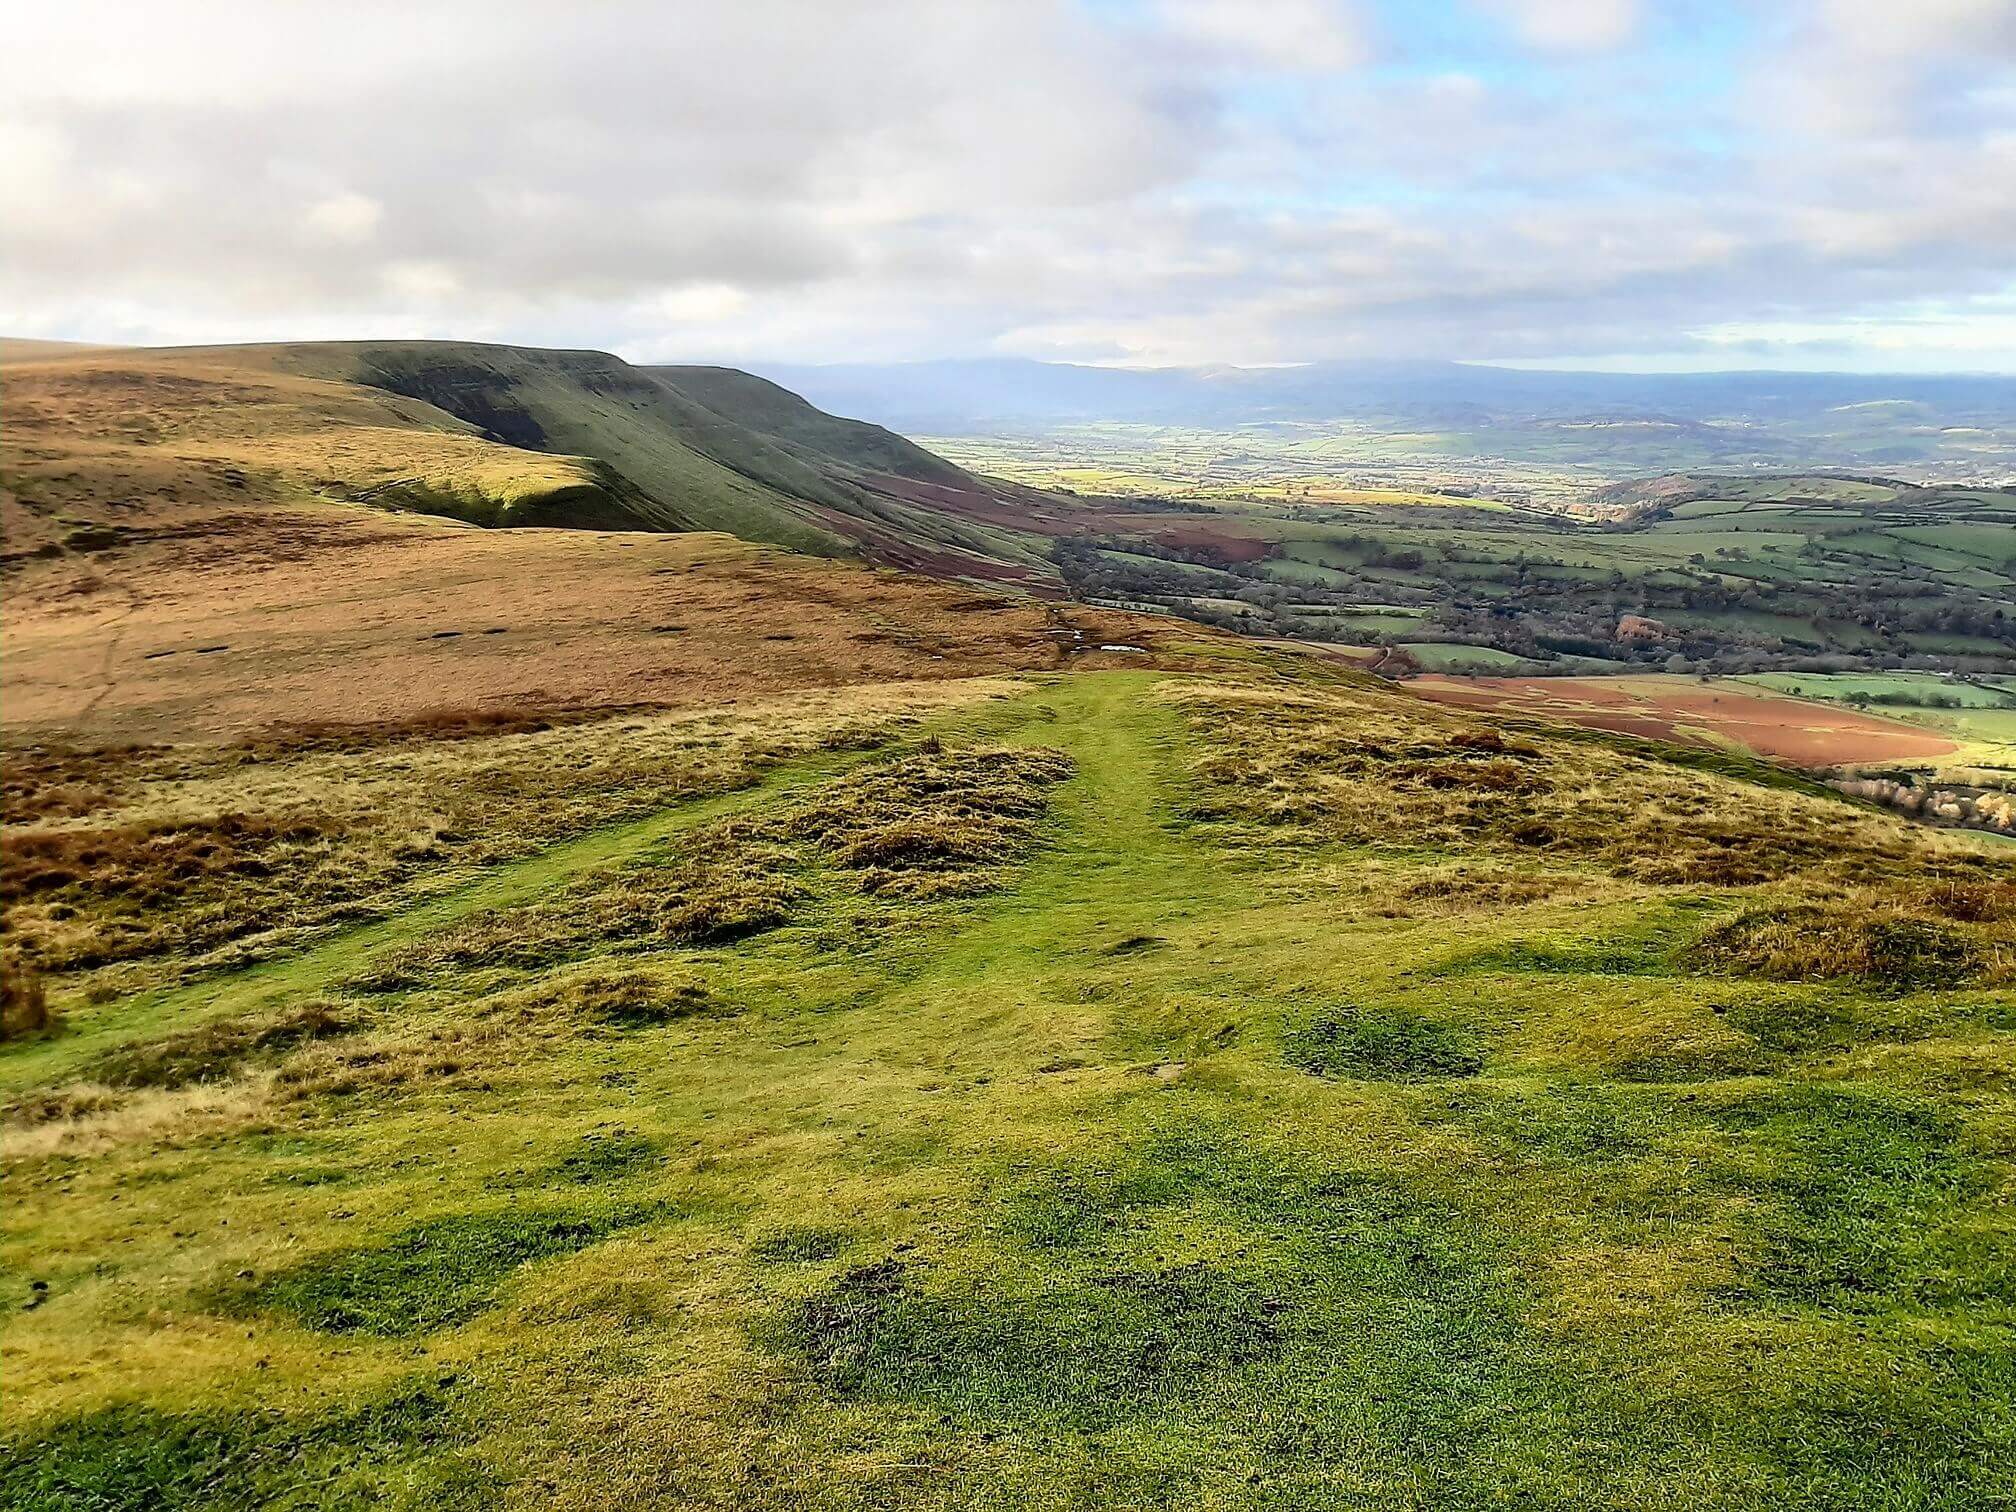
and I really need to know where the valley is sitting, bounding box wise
[4,337,2014,1510]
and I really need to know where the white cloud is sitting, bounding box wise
[1474,0,1641,52]
[0,0,2010,371]
[303,192,382,245]
[1158,0,1371,71]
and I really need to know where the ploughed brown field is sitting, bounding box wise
[1410,674,1961,767]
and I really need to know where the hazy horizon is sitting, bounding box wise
[9,332,2016,384]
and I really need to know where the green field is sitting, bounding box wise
[7,660,2015,1507]
[1055,474,2016,675]
[1396,642,1531,671]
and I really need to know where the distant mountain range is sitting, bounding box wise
[759,358,2016,474]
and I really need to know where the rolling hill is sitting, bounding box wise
[273,342,1071,586]
[5,334,2016,1510]
[0,340,1081,593]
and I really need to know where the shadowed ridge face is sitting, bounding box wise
[261,339,1076,581]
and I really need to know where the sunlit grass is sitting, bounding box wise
[4,667,2012,1508]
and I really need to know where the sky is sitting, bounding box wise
[6,0,2015,373]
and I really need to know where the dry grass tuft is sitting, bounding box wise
[2,743,154,825]
[2,683,1007,991]
[778,745,1076,898]
[1688,893,2008,990]
[247,703,660,757]
[1,946,53,1039]
[350,743,1076,985]
[88,1000,360,1090]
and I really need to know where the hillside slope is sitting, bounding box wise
[2,339,1091,592]
[0,342,664,552]
[266,342,1070,588]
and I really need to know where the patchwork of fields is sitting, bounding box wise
[1411,675,1963,766]
[1052,474,2016,676]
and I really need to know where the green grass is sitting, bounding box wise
[1398,642,1531,670]
[4,668,2013,1508]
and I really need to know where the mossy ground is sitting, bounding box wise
[4,666,2013,1509]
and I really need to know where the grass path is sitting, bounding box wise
[0,685,1067,1093]
[911,670,1231,982]
[8,671,2016,1510]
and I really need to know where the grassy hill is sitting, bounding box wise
[4,647,2013,1507]
[5,354,2015,1504]
[267,341,1067,586]
[0,339,1079,593]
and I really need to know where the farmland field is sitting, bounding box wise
[1735,672,2016,778]
[1049,472,2016,677]
[1410,675,1964,766]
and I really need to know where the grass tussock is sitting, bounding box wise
[3,684,999,990]
[351,743,1074,985]
[247,702,659,756]
[86,1000,360,1090]
[1,742,155,825]
[273,1021,509,1101]
[776,744,1076,897]
[1,946,54,1039]
[518,966,726,1030]
[1689,892,2005,990]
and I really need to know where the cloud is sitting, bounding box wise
[1158,0,1373,71]
[1473,0,1642,52]
[304,193,382,245]
[0,0,2011,371]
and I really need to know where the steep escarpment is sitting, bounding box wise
[274,341,1069,587]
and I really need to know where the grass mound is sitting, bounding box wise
[1176,682,1926,887]
[1,947,53,1041]
[88,1000,360,1090]
[1690,898,1990,989]
[350,743,1075,985]
[780,744,1076,897]
[529,967,723,1030]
